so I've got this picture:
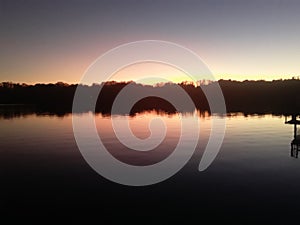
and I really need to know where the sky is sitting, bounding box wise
[1,0,300,84]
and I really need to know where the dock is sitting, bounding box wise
[285,115,300,158]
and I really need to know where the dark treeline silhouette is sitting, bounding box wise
[1,79,300,115]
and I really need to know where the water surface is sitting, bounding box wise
[1,111,300,223]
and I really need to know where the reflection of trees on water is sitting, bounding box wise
[0,105,71,119]
[0,104,204,120]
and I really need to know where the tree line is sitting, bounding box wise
[0,79,300,115]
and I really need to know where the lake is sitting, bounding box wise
[1,110,300,223]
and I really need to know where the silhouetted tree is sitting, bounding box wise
[1,79,300,115]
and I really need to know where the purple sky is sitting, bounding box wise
[1,0,300,83]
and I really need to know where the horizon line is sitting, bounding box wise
[1,77,300,87]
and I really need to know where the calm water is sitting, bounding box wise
[1,111,300,223]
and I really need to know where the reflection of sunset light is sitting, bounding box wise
[96,111,182,139]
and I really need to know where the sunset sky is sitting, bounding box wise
[1,0,300,84]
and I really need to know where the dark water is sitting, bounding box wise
[1,111,300,224]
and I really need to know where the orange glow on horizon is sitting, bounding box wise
[108,62,197,85]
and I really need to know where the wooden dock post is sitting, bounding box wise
[285,114,300,158]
